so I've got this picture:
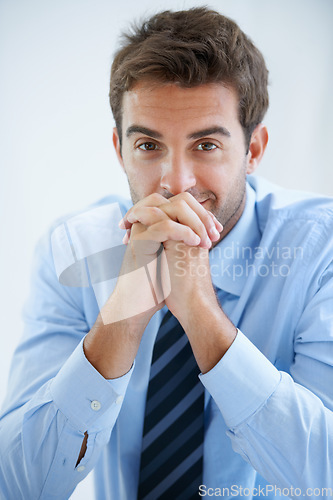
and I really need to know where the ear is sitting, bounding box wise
[246,124,268,174]
[112,127,125,171]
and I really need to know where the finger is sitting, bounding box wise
[127,206,169,226]
[120,192,224,241]
[129,222,162,257]
[158,201,213,249]
[119,218,132,230]
[207,211,223,233]
[127,203,214,249]
[167,193,221,241]
[121,207,168,245]
[162,195,219,243]
[122,229,131,245]
[119,193,169,229]
[133,219,201,247]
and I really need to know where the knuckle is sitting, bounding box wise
[130,221,141,233]
[196,222,207,236]
[125,208,133,219]
[186,226,195,238]
[150,206,163,218]
[146,225,154,236]
[181,192,194,202]
[177,199,187,210]
[201,210,211,223]
[204,211,214,227]
[164,219,174,231]
[149,193,164,205]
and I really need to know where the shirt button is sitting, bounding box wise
[77,465,85,472]
[115,395,124,405]
[90,400,101,411]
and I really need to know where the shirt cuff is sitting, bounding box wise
[50,337,133,433]
[199,329,281,429]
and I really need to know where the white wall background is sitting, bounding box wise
[0,0,332,498]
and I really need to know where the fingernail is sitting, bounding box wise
[208,211,223,231]
[211,227,220,238]
[119,218,125,229]
[193,234,201,245]
[122,231,130,244]
[127,213,136,224]
[199,236,211,249]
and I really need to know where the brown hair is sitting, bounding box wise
[109,7,269,150]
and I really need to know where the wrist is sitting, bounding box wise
[179,292,237,374]
[84,296,157,380]
[178,282,217,327]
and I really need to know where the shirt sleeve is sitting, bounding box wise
[0,229,133,500]
[200,265,333,493]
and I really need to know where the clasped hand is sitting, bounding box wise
[115,192,223,323]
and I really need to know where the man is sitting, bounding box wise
[1,6,332,500]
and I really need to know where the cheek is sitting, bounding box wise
[199,161,246,205]
[195,168,226,195]
[124,164,161,198]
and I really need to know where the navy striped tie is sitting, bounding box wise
[137,310,204,500]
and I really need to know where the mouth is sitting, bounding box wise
[198,199,209,206]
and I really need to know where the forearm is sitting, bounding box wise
[178,288,237,374]
[83,294,156,380]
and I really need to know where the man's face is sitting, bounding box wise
[113,81,261,236]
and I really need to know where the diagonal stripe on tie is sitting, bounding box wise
[145,355,198,415]
[139,413,203,483]
[140,447,203,500]
[149,334,189,380]
[142,384,203,451]
[137,310,204,499]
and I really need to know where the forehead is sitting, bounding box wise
[121,81,240,128]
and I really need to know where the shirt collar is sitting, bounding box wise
[209,180,261,296]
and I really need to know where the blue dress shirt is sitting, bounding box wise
[1,175,333,500]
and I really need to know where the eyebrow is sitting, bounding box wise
[125,124,231,140]
[187,126,231,140]
[126,125,162,139]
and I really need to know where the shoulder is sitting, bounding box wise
[36,194,133,282]
[249,175,333,231]
[249,176,333,292]
[48,194,132,232]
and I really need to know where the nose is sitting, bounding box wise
[159,154,196,195]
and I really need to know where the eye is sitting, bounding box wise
[197,142,217,151]
[138,142,159,151]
